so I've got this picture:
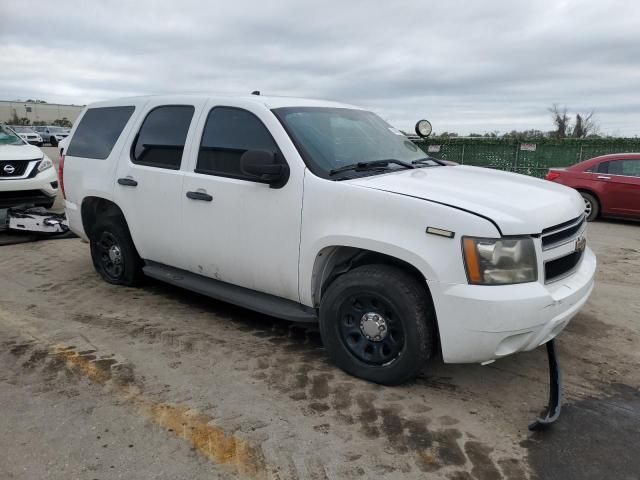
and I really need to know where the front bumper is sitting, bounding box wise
[0,167,58,208]
[430,247,596,363]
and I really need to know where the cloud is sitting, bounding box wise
[1,0,639,135]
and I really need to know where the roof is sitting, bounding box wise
[587,152,640,160]
[86,93,363,110]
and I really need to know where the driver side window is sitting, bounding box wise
[195,107,282,180]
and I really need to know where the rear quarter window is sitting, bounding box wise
[67,106,135,159]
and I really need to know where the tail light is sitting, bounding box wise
[58,153,66,198]
[545,170,561,181]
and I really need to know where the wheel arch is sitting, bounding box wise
[311,245,442,360]
[575,188,601,215]
[81,196,130,238]
[310,245,433,306]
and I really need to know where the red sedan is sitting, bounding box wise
[545,153,640,221]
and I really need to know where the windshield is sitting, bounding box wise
[0,125,25,145]
[13,126,32,133]
[273,107,434,178]
[48,127,68,133]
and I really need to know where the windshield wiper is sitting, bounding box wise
[329,159,415,176]
[411,156,446,166]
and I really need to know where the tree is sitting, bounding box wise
[549,104,570,138]
[572,111,598,138]
[52,117,73,128]
[17,117,30,126]
[502,129,546,140]
[549,105,600,138]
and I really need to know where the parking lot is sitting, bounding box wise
[0,185,638,479]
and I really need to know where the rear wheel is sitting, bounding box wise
[50,136,58,147]
[90,218,143,286]
[319,264,434,385]
[580,192,599,221]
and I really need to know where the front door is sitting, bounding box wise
[179,104,304,302]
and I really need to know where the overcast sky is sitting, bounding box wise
[1,0,639,136]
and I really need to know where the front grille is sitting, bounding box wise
[541,215,585,249]
[0,190,43,199]
[0,189,53,208]
[0,160,29,177]
[545,250,584,282]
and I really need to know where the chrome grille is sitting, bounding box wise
[0,160,29,177]
[541,215,586,250]
[541,214,587,283]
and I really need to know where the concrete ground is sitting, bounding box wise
[0,170,638,478]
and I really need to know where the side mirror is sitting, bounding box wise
[415,119,432,138]
[240,150,289,188]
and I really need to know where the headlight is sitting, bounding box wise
[37,157,53,172]
[462,236,537,285]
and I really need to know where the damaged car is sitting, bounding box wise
[60,95,596,427]
[0,124,58,209]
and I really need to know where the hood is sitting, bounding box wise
[0,143,44,161]
[349,165,585,235]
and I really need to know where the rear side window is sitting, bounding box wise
[67,106,135,159]
[196,107,280,179]
[608,159,640,177]
[132,105,194,170]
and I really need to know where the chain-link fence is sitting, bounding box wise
[413,138,640,178]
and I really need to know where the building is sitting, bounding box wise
[0,100,84,126]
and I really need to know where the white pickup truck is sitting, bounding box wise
[61,94,596,385]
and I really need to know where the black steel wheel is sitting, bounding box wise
[338,294,405,366]
[95,231,124,281]
[320,264,434,385]
[90,218,143,286]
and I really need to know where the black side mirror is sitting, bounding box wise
[240,150,289,188]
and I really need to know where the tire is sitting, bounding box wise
[37,142,43,147]
[580,192,599,221]
[90,217,144,286]
[50,137,58,147]
[319,264,434,385]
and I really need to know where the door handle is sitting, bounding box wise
[597,176,611,180]
[117,177,138,187]
[186,191,213,201]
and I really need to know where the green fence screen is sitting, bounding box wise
[413,138,640,178]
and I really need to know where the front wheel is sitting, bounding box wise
[319,264,434,385]
[90,218,144,286]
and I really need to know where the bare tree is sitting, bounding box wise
[572,111,598,138]
[549,104,570,138]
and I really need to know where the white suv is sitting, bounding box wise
[62,95,596,384]
[0,124,58,209]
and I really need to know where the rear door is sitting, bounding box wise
[114,102,199,266]
[605,159,640,216]
[598,159,640,216]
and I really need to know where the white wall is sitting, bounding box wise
[0,101,84,125]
